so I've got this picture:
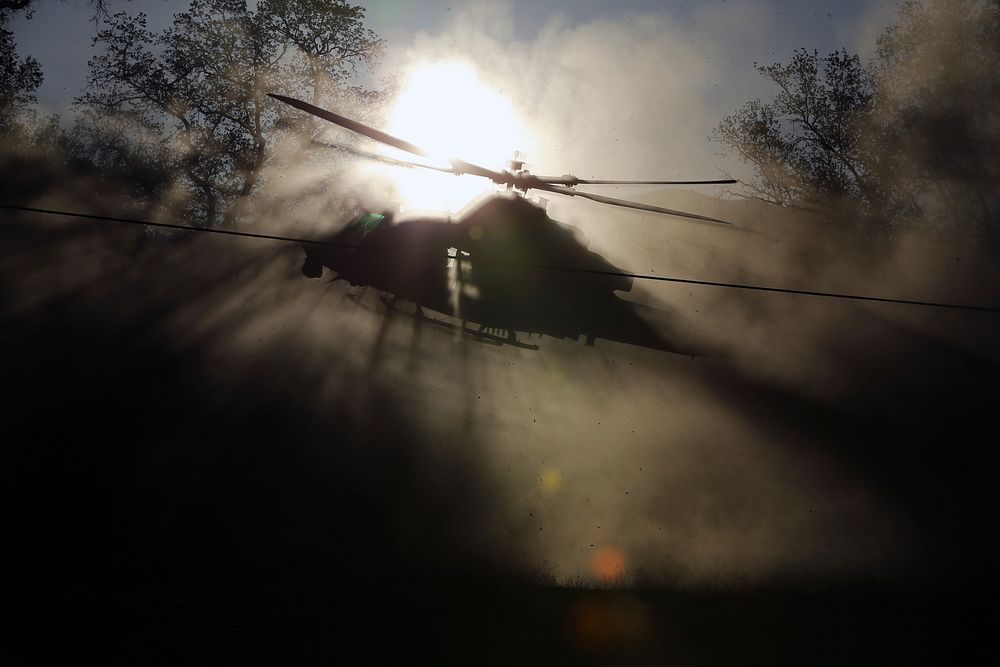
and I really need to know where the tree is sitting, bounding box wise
[61,106,175,205]
[715,1,1000,240]
[0,10,42,133]
[78,0,383,226]
[713,49,882,214]
[261,0,381,107]
[870,0,1000,239]
[0,1,131,139]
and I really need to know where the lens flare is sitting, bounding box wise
[590,546,626,583]
[540,468,563,494]
[378,61,525,211]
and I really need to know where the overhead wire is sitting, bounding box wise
[2,202,998,314]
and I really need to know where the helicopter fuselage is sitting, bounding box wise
[302,195,704,354]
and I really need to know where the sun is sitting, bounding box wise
[376,61,526,212]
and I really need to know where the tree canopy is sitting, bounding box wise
[714,49,878,211]
[715,0,1000,240]
[871,0,1000,236]
[77,0,383,225]
[0,10,42,133]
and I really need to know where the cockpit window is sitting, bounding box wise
[341,212,385,245]
[359,212,385,235]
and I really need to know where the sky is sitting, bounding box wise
[6,0,902,210]
[10,0,898,110]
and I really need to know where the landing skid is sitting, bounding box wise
[421,314,541,350]
[346,293,540,350]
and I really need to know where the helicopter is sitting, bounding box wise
[271,93,734,353]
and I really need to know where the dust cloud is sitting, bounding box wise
[333,0,1000,587]
[4,0,999,602]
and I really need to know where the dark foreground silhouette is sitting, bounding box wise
[302,195,713,355]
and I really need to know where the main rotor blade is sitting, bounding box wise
[311,140,457,174]
[446,159,509,182]
[269,93,433,157]
[270,93,507,183]
[575,177,737,185]
[536,184,731,225]
[532,176,738,186]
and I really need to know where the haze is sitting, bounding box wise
[4,0,998,662]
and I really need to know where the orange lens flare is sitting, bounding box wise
[590,546,626,583]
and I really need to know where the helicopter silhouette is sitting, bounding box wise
[272,93,734,354]
[302,195,721,354]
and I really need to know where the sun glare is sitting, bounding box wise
[377,61,525,212]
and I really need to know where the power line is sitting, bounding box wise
[1,203,347,247]
[3,202,998,314]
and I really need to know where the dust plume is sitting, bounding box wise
[4,0,999,606]
[322,0,1000,588]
